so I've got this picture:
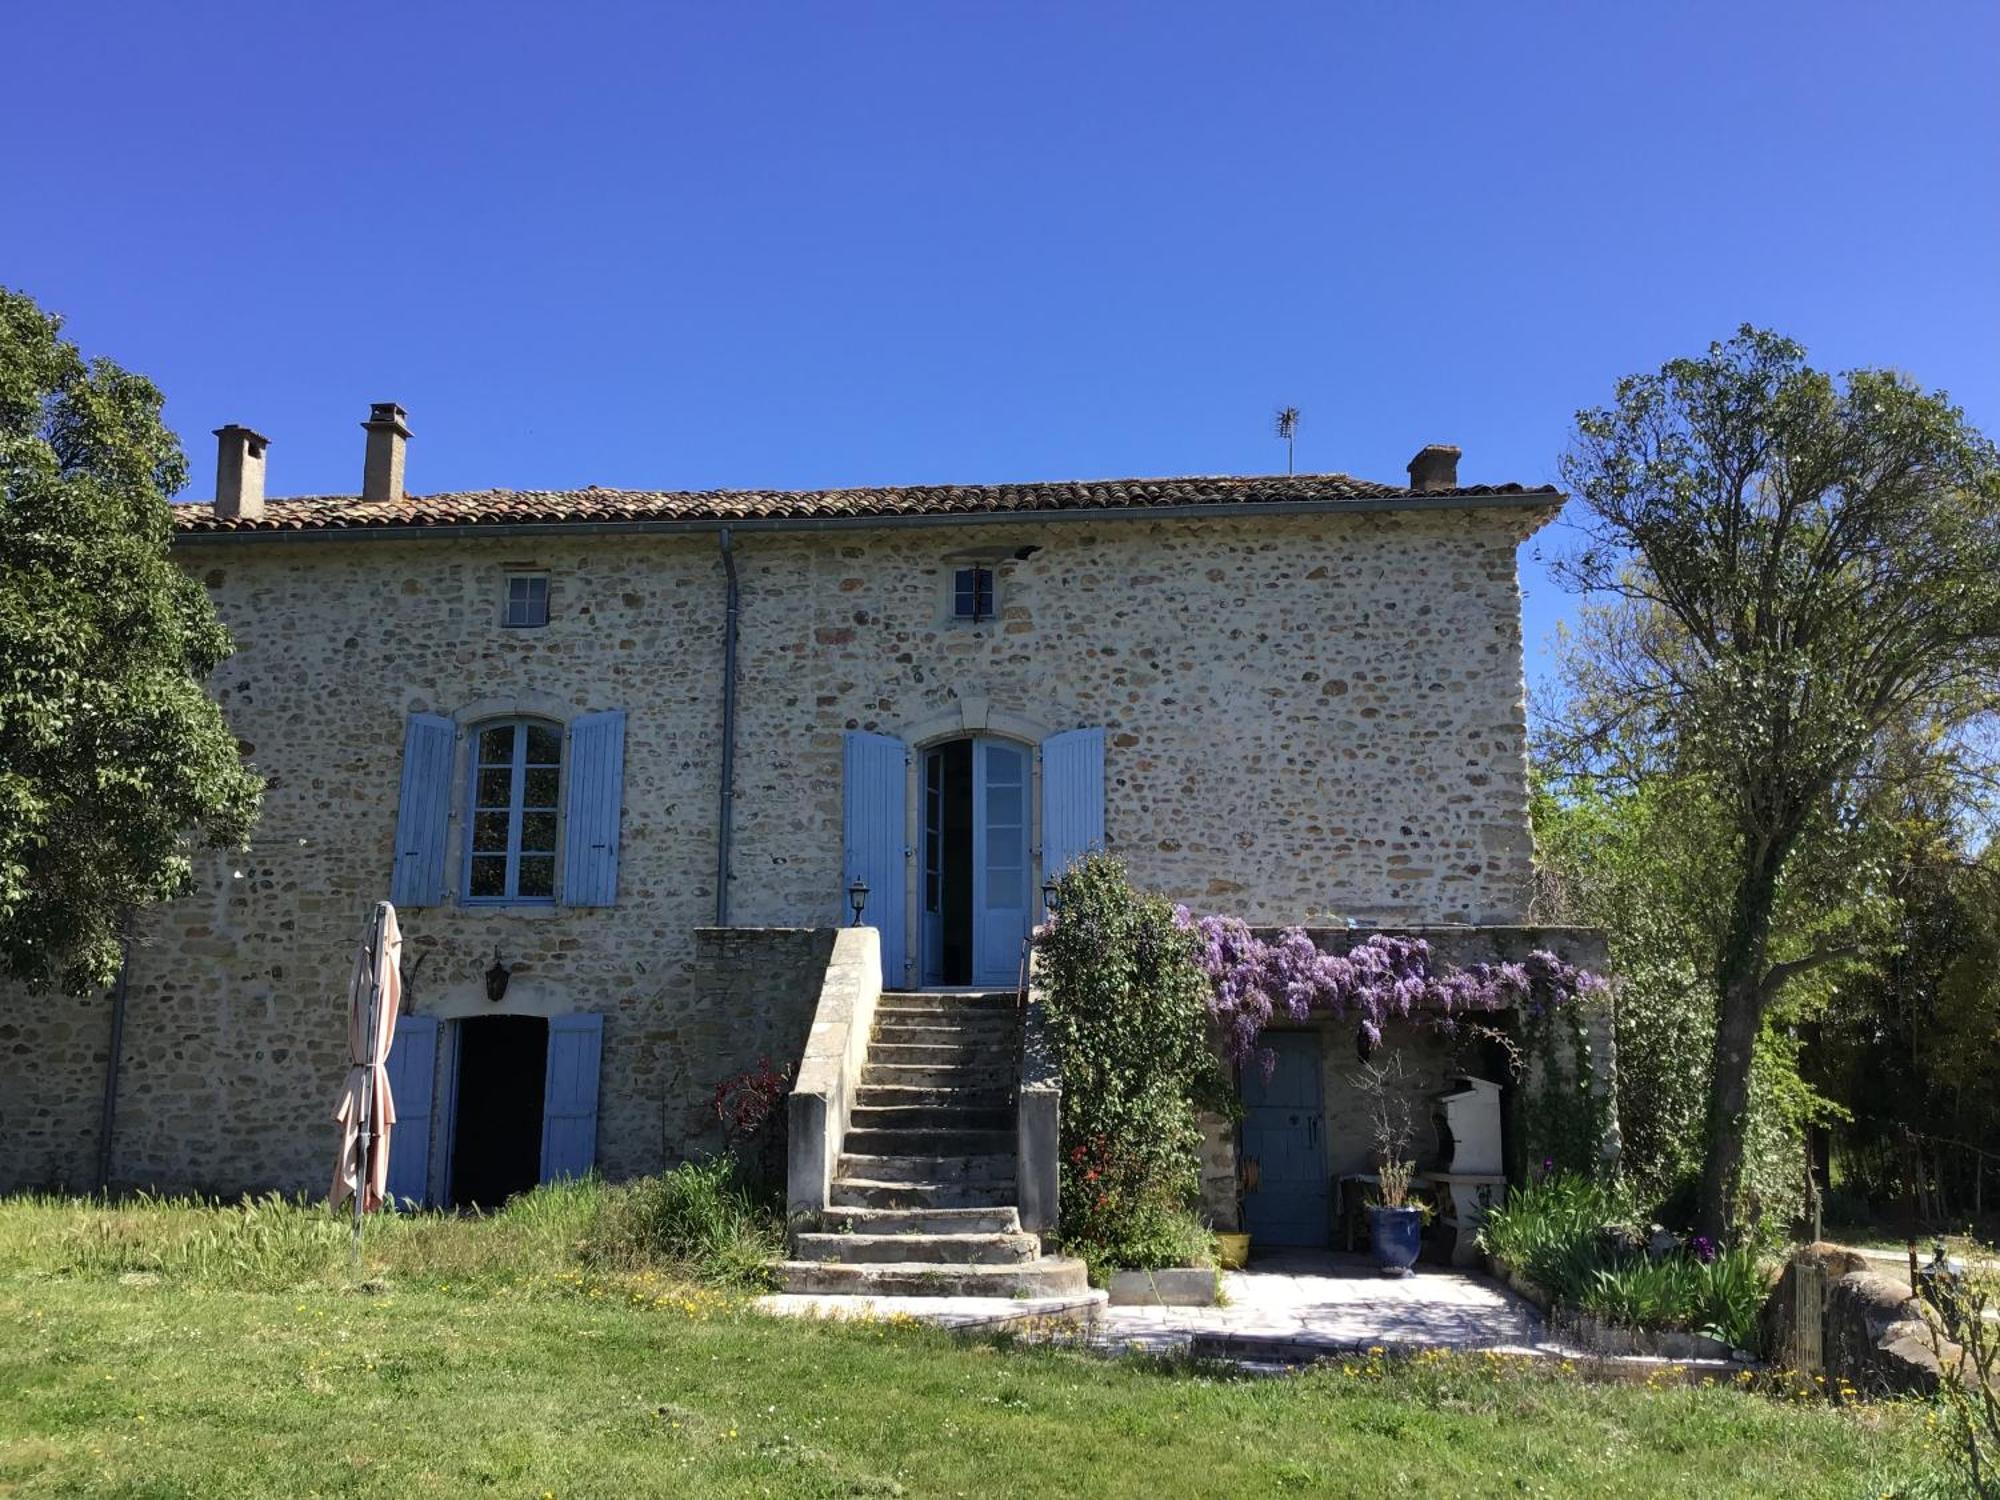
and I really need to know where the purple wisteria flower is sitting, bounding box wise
[1179,917,1605,1067]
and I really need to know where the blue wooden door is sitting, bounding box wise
[1240,1032,1330,1247]
[971,739,1029,985]
[539,1014,603,1183]
[384,1015,439,1208]
[843,730,908,984]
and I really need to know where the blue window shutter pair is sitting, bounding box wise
[383,1013,603,1200]
[1041,726,1106,881]
[389,710,626,906]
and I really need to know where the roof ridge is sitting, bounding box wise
[171,471,1561,535]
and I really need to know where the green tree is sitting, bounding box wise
[1,288,260,992]
[1548,327,2000,1238]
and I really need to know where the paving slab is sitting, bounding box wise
[1094,1248,1554,1358]
[756,1289,1107,1333]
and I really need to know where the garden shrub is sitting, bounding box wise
[1479,1172,1768,1351]
[711,1057,791,1195]
[1037,855,1228,1272]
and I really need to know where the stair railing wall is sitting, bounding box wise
[785,926,884,1223]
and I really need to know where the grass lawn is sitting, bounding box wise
[0,1193,1956,1499]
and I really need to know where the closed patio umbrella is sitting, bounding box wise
[330,901,403,1219]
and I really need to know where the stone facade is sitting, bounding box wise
[1,502,1554,1197]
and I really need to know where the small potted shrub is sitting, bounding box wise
[1354,1054,1424,1276]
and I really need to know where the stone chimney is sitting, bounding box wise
[212,424,269,520]
[361,402,411,503]
[1406,444,1462,494]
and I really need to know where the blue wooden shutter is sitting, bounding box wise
[540,1013,604,1182]
[391,713,456,906]
[562,710,626,907]
[842,730,907,978]
[384,1015,440,1208]
[1040,727,1106,882]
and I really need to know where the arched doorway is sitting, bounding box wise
[920,735,1031,986]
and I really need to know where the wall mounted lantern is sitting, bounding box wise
[485,949,512,1004]
[847,878,869,927]
[1041,877,1060,914]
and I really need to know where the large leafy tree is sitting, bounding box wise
[1,288,260,992]
[1547,327,2000,1238]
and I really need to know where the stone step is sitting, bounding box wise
[815,1205,1022,1235]
[872,1019,1020,1043]
[828,1178,1018,1210]
[775,1257,1092,1299]
[790,1231,1041,1266]
[861,1063,1013,1090]
[856,1096,1016,1120]
[843,1127,1015,1157]
[836,1152,1015,1185]
[869,1041,1000,1066]
[876,992,1019,1013]
[848,1103,1013,1133]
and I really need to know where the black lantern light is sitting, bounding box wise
[485,949,512,1004]
[1042,876,1060,914]
[847,878,869,926]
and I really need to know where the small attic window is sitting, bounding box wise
[504,572,550,629]
[952,566,995,622]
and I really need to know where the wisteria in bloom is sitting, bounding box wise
[1172,907,1607,1075]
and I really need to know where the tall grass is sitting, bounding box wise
[588,1157,784,1289]
[0,1165,779,1295]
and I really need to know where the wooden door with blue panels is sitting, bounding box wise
[1240,1031,1330,1247]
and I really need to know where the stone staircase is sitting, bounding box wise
[776,990,1091,1298]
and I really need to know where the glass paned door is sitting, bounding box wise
[972,740,1029,985]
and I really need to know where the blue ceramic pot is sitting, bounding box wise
[1367,1205,1422,1274]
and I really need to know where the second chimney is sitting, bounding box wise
[361,402,411,503]
[1407,444,1462,494]
[213,424,269,520]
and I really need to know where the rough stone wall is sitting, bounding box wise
[724,510,1543,941]
[0,506,1548,1195]
[678,928,835,1161]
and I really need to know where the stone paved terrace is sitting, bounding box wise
[1096,1250,1547,1359]
[758,1250,1554,1359]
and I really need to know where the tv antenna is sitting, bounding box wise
[1274,406,1300,475]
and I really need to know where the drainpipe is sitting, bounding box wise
[95,911,134,1194]
[715,528,740,926]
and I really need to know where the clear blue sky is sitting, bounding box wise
[7,1,1997,687]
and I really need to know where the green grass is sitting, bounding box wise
[0,1193,1957,1499]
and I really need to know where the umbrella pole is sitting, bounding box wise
[351,904,384,1272]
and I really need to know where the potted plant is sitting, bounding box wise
[1215,1156,1255,1269]
[1354,1054,1424,1276]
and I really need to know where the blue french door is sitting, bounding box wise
[972,739,1029,985]
[1240,1032,1330,1247]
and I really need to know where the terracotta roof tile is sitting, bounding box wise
[171,472,1559,535]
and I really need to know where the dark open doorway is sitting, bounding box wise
[923,739,975,984]
[450,1015,548,1210]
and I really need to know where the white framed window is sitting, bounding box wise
[952,566,995,622]
[503,573,551,629]
[464,719,562,902]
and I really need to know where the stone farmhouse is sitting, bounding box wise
[2,406,1608,1286]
